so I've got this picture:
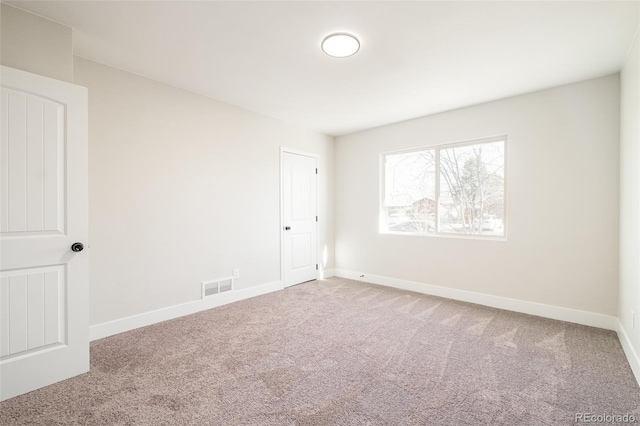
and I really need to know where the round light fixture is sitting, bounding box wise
[321,33,360,58]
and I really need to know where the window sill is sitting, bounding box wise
[379,230,508,242]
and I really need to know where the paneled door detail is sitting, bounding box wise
[0,66,88,401]
[282,150,317,287]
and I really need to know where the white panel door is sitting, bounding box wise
[0,66,88,401]
[282,151,317,287]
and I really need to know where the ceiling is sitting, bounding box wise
[8,1,639,136]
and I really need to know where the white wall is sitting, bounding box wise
[74,58,334,326]
[336,75,620,316]
[0,3,73,82]
[619,32,640,353]
[0,5,335,328]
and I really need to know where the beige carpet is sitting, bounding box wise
[1,277,639,425]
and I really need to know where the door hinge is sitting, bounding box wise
[316,264,318,270]
[316,216,318,222]
[315,168,318,174]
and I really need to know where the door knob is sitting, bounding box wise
[284,226,291,231]
[71,242,84,252]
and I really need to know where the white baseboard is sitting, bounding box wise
[90,280,283,341]
[616,320,640,386]
[321,268,336,279]
[334,269,617,330]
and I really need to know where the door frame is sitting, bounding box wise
[279,147,319,287]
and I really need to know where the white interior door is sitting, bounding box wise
[282,150,317,288]
[0,66,89,401]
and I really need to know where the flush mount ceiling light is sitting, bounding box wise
[321,33,360,58]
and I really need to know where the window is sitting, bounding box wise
[382,137,506,238]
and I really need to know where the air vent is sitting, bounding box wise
[201,276,234,299]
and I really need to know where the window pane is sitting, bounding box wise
[383,149,436,234]
[438,141,505,236]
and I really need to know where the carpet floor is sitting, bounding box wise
[1,277,639,425]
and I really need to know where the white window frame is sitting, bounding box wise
[380,135,508,241]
